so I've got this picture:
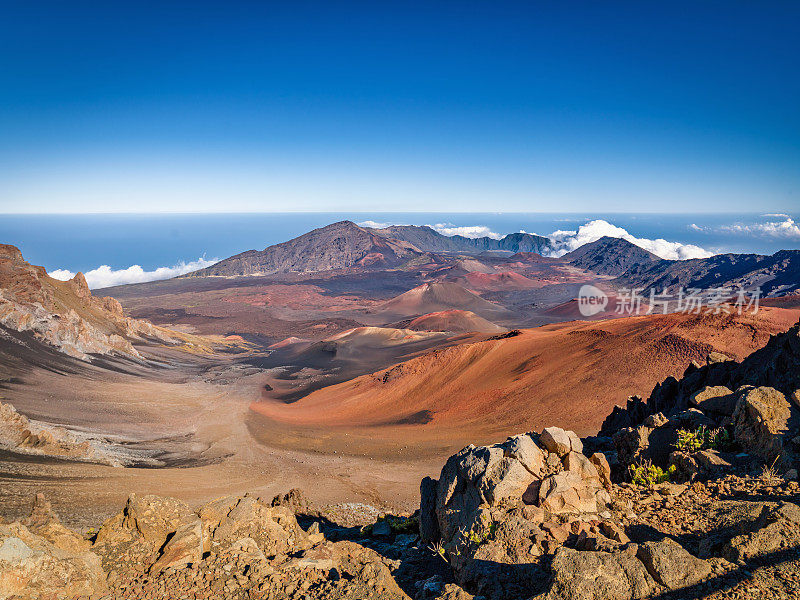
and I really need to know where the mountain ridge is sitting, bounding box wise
[368,224,552,255]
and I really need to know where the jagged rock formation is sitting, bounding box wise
[600,320,800,475]
[0,244,177,361]
[1,491,412,600]
[619,249,800,296]
[0,494,107,599]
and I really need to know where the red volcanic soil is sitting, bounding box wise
[377,281,510,319]
[401,310,504,334]
[267,336,311,349]
[222,284,381,311]
[458,271,541,291]
[545,293,652,321]
[761,294,800,309]
[252,307,800,446]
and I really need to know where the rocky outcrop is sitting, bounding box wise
[0,399,121,466]
[0,495,106,599]
[0,292,141,360]
[420,431,614,596]
[601,319,800,437]
[0,244,178,361]
[88,491,413,600]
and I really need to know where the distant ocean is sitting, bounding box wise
[1,213,798,289]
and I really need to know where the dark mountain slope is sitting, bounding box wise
[562,236,663,277]
[620,250,800,295]
[369,225,552,255]
[187,221,422,277]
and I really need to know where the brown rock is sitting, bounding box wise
[0,521,106,599]
[689,385,736,415]
[535,546,655,600]
[589,453,612,490]
[150,518,203,573]
[540,427,572,457]
[733,386,795,463]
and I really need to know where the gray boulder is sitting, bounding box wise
[636,538,712,590]
[534,546,656,600]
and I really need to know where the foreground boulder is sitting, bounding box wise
[636,538,712,590]
[732,386,797,465]
[0,496,106,599]
[421,431,616,596]
[421,431,610,546]
[533,546,656,600]
[94,492,311,574]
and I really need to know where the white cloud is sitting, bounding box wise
[545,219,714,260]
[49,257,219,289]
[688,223,705,231]
[357,220,393,229]
[429,223,502,239]
[720,216,800,239]
[762,213,790,218]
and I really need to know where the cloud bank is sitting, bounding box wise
[357,220,394,229]
[358,220,502,239]
[546,219,714,260]
[360,217,712,258]
[429,223,502,239]
[720,216,800,239]
[49,257,219,289]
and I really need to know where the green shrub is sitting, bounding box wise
[628,460,676,487]
[675,426,733,453]
[364,514,419,536]
[675,427,705,452]
[467,521,497,546]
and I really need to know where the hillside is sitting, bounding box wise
[620,249,800,295]
[377,281,511,320]
[252,307,800,441]
[562,236,662,277]
[0,244,177,361]
[188,221,421,277]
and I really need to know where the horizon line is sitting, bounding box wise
[0,210,783,216]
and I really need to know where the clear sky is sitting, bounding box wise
[1,1,798,213]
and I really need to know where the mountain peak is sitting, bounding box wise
[563,236,662,277]
[190,220,420,277]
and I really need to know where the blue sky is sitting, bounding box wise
[1,1,798,213]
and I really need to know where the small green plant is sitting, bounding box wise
[364,514,419,536]
[429,541,448,563]
[675,426,734,453]
[466,522,497,546]
[628,459,676,487]
[706,427,733,451]
[675,427,705,452]
[760,456,781,484]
